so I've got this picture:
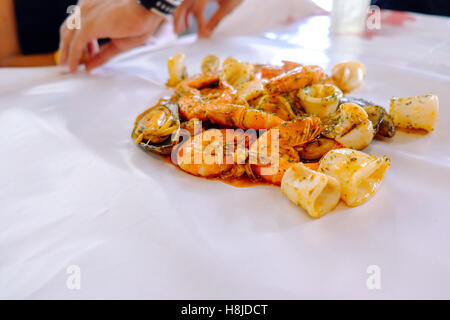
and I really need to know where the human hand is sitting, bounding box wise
[59,0,164,72]
[174,0,242,37]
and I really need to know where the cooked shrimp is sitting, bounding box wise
[175,75,233,120]
[255,95,297,121]
[179,100,283,130]
[204,102,284,130]
[176,76,283,130]
[281,60,303,71]
[264,65,327,96]
[249,117,322,185]
[176,129,254,178]
[257,61,303,79]
[175,75,220,96]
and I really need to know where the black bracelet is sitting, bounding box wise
[137,0,183,17]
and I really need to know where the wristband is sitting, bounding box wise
[137,0,182,17]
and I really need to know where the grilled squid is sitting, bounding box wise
[338,97,396,138]
[331,61,366,92]
[237,79,265,101]
[335,119,375,150]
[221,57,254,89]
[167,53,187,87]
[298,84,343,118]
[390,93,439,132]
[281,163,341,218]
[323,103,375,150]
[318,149,390,207]
[201,54,220,75]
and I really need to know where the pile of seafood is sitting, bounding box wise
[132,54,439,218]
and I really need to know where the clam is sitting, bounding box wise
[339,97,395,138]
[131,99,181,155]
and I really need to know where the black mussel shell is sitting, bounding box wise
[132,100,181,155]
[339,97,395,138]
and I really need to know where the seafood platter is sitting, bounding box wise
[132,54,439,218]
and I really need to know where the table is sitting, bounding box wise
[1,11,449,299]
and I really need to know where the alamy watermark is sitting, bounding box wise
[66,5,81,30]
[169,120,280,176]
[366,264,381,290]
[366,5,382,31]
[66,265,81,290]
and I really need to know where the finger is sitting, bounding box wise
[86,33,150,72]
[205,8,226,34]
[86,23,157,72]
[58,22,76,66]
[84,42,121,72]
[173,4,186,33]
[174,0,195,33]
[174,1,188,33]
[87,40,100,60]
[185,5,193,30]
[206,0,242,33]
[193,0,209,37]
[67,31,88,72]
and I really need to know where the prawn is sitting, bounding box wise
[176,128,255,178]
[264,65,327,96]
[257,60,303,79]
[175,77,283,130]
[249,117,322,185]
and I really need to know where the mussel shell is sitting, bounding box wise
[299,137,337,161]
[363,105,385,132]
[339,96,375,108]
[377,112,395,138]
[137,135,178,155]
[132,100,181,155]
[339,97,395,138]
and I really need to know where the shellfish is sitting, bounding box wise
[132,99,181,155]
[339,97,395,138]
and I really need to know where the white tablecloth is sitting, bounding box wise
[1,11,450,299]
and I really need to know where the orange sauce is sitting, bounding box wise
[396,127,429,135]
[303,162,320,171]
[161,155,279,188]
[160,155,323,188]
[211,175,276,188]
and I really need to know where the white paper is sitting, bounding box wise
[1,12,450,299]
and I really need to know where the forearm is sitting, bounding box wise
[0,53,55,68]
[0,0,21,66]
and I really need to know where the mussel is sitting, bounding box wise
[339,97,395,138]
[131,99,181,155]
[364,105,384,132]
[299,137,338,161]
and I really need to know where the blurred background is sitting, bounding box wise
[0,0,448,67]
